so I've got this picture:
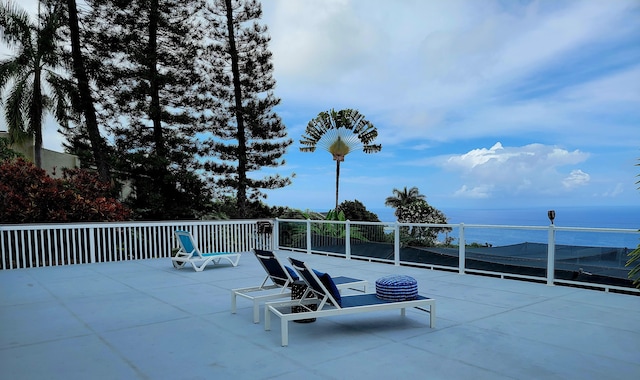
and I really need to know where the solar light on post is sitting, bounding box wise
[547,210,556,285]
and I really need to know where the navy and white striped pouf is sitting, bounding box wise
[375,275,418,301]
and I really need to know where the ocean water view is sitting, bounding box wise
[368,206,640,249]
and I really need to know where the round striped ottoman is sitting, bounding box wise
[375,275,418,301]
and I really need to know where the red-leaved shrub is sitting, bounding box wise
[0,158,130,223]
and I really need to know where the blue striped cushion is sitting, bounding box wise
[375,275,418,301]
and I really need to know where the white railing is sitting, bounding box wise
[274,218,640,294]
[2,218,638,294]
[0,220,274,270]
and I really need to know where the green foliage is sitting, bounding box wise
[270,206,314,220]
[338,199,380,222]
[325,209,346,221]
[0,158,130,223]
[202,0,293,217]
[121,160,215,220]
[626,158,640,288]
[0,1,69,168]
[309,209,369,241]
[385,187,451,246]
[337,199,385,242]
[395,199,452,247]
[74,0,211,220]
[0,137,23,161]
[627,247,640,288]
[207,196,277,220]
[385,186,426,215]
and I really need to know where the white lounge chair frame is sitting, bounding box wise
[232,249,367,323]
[265,257,436,346]
[172,230,241,272]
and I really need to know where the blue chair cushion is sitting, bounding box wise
[285,266,299,281]
[313,269,342,307]
[375,275,418,301]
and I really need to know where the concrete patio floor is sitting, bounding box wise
[1,250,639,379]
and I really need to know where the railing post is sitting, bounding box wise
[394,222,400,266]
[345,220,351,260]
[306,219,312,254]
[547,224,556,286]
[89,227,97,264]
[459,223,466,274]
[273,218,279,250]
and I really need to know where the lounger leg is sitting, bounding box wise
[281,319,288,347]
[253,300,260,323]
[430,303,436,328]
[265,307,271,331]
[231,292,237,314]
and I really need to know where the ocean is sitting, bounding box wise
[368,206,640,249]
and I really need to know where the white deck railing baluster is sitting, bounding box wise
[1,219,637,294]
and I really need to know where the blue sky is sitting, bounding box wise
[7,0,640,215]
[258,0,640,213]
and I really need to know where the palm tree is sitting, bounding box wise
[0,1,67,168]
[300,109,381,211]
[385,186,426,216]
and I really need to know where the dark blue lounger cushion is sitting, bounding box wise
[313,269,342,306]
[285,266,299,281]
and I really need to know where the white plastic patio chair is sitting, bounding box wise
[172,230,241,272]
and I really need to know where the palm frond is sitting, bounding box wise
[300,108,381,158]
[362,144,382,154]
[4,78,28,142]
[0,1,32,47]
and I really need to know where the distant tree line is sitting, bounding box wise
[0,0,292,220]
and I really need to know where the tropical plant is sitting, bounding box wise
[338,199,384,242]
[386,186,451,247]
[627,247,640,288]
[395,199,451,246]
[339,199,380,222]
[0,136,22,161]
[0,1,68,168]
[308,209,369,242]
[300,108,381,212]
[385,186,426,218]
[626,158,640,288]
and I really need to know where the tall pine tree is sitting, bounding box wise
[79,0,212,219]
[50,0,113,182]
[203,0,292,218]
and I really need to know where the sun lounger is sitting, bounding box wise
[232,250,367,323]
[264,257,436,346]
[172,230,241,271]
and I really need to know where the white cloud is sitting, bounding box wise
[440,142,590,198]
[562,169,590,189]
[453,184,492,199]
[600,183,625,198]
[265,0,640,148]
[444,142,587,171]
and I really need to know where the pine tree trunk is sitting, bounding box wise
[66,0,110,182]
[225,0,248,218]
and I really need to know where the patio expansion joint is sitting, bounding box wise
[30,270,188,379]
